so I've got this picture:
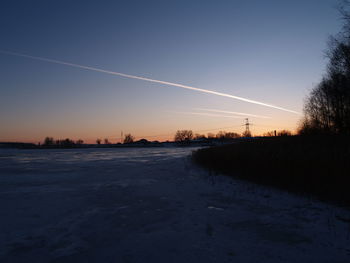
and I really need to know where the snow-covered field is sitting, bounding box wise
[0,147,349,263]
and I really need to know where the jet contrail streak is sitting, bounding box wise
[170,111,243,119]
[0,50,300,114]
[195,108,271,119]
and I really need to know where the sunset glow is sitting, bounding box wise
[0,1,341,143]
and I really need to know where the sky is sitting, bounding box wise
[0,0,343,143]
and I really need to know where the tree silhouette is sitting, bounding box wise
[174,130,193,142]
[60,138,75,147]
[43,137,54,146]
[96,138,101,145]
[263,131,275,137]
[242,130,252,138]
[216,131,240,139]
[277,130,292,136]
[300,3,350,135]
[123,134,134,144]
[194,133,206,140]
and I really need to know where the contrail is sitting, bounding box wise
[170,111,244,119]
[195,108,271,119]
[0,50,300,114]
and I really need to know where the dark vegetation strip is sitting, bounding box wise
[192,136,350,206]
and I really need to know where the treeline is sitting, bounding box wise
[42,137,84,148]
[174,129,292,143]
[41,134,137,147]
[38,129,293,148]
[174,130,241,143]
[299,2,350,135]
[262,130,292,137]
[39,135,156,148]
[193,135,350,206]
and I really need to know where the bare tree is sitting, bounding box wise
[216,131,226,139]
[277,130,292,136]
[43,137,54,146]
[242,130,252,138]
[263,131,275,137]
[194,133,206,140]
[225,132,240,139]
[96,138,101,145]
[300,3,350,135]
[174,130,193,142]
[216,131,240,139]
[123,134,134,144]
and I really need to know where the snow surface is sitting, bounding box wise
[0,147,349,263]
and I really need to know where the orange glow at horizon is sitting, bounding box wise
[0,118,299,144]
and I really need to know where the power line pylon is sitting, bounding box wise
[245,118,250,134]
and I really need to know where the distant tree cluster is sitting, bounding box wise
[215,131,241,139]
[42,137,84,148]
[299,2,350,135]
[263,131,276,137]
[278,130,292,136]
[175,130,243,143]
[262,130,292,137]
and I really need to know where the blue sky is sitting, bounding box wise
[0,0,342,142]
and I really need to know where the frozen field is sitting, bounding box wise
[0,147,349,262]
